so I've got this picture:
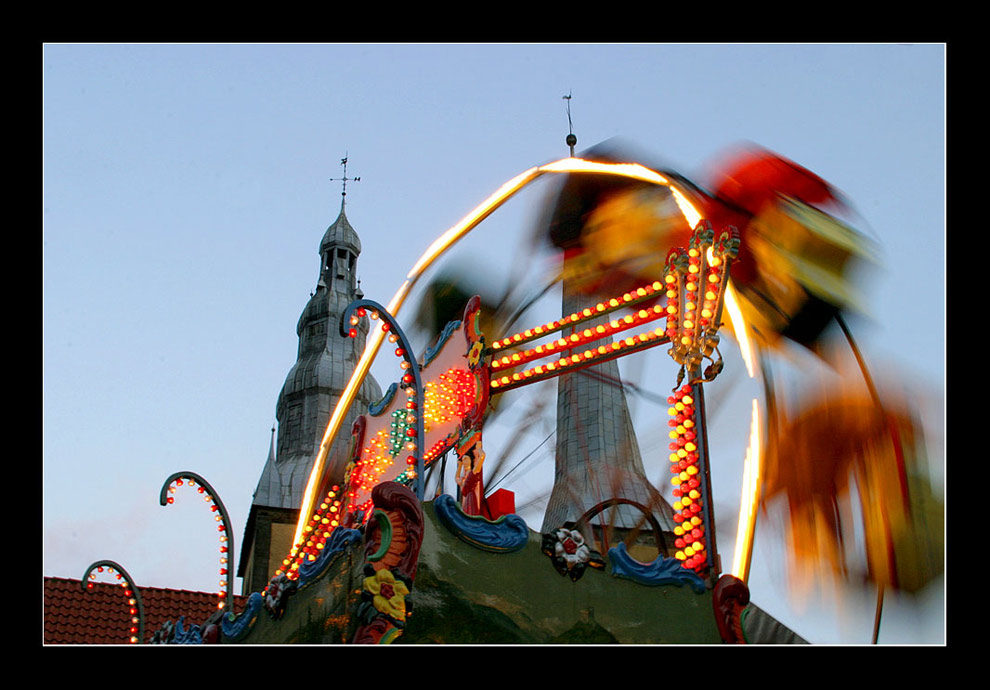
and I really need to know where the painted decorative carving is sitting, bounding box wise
[712,574,750,643]
[434,493,529,553]
[362,566,411,621]
[541,525,606,581]
[202,623,220,644]
[608,542,706,593]
[297,527,363,584]
[221,591,263,642]
[338,295,489,524]
[264,573,297,620]
[171,616,204,644]
[150,619,175,644]
[351,482,424,644]
[455,432,486,516]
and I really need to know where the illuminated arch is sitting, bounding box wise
[291,157,708,554]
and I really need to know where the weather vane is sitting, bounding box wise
[563,91,577,156]
[330,154,361,202]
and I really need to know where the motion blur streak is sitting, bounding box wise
[731,397,762,582]
[670,186,702,230]
[724,282,757,380]
[724,279,765,583]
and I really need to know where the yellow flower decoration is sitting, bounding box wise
[363,568,410,621]
[467,341,484,367]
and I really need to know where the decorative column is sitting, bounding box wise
[662,220,740,577]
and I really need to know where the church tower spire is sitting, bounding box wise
[239,158,381,595]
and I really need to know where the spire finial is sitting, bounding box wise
[563,92,577,157]
[329,153,361,207]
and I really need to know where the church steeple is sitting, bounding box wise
[319,156,362,295]
[239,159,381,595]
[319,206,361,296]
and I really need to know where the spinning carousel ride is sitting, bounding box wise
[84,134,942,645]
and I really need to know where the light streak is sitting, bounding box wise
[290,157,706,553]
[731,397,762,582]
[723,280,766,584]
[671,185,703,230]
[724,281,756,379]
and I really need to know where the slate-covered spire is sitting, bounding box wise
[239,160,381,594]
[260,159,380,510]
[318,203,362,296]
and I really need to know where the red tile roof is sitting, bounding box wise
[44,576,250,644]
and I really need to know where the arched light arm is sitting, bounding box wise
[159,471,234,614]
[339,299,426,500]
[82,559,145,644]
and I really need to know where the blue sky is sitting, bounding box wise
[43,43,945,644]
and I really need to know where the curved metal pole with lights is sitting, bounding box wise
[340,299,426,501]
[82,559,145,644]
[159,471,234,615]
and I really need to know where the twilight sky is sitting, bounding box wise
[43,43,945,644]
